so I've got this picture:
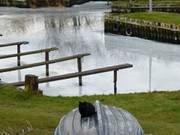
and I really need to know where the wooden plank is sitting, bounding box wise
[0,41,29,47]
[9,64,133,86]
[17,44,21,66]
[114,70,117,94]
[0,53,90,73]
[0,47,58,59]
[45,51,49,76]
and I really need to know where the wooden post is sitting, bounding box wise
[17,44,21,66]
[45,51,49,76]
[77,57,82,86]
[113,70,118,94]
[25,74,38,92]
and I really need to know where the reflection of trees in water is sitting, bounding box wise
[104,35,180,64]
[0,17,27,34]
[0,15,45,35]
[43,14,106,60]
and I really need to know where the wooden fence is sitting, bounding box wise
[0,42,90,76]
[9,64,133,94]
[0,41,29,66]
[0,41,133,95]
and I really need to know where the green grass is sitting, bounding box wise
[112,0,180,7]
[110,12,180,25]
[0,85,180,135]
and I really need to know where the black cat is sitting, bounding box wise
[79,102,96,118]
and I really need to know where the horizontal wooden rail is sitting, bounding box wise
[0,41,29,48]
[0,47,58,59]
[0,41,29,66]
[0,53,90,73]
[9,64,133,86]
[9,64,133,94]
[39,64,132,83]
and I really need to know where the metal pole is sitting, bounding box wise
[149,57,152,92]
[149,0,153,13]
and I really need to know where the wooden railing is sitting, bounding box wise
[0,48,58,60]
[0,41,133,95]
[0,41,29,66]
[0,41,90,78]
[9,64,133,94]
[0,53,90,77]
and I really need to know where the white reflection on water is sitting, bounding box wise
[0,3,180,96]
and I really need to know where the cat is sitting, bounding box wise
[79,101,96,118]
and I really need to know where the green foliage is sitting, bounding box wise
[0,85,180,134]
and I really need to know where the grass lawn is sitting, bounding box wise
[112,0,180,7]
[0,85,180,135]
[110,12,180,25]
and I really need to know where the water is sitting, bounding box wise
[0,2,180,96]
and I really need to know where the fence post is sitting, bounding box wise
[25,74,42,95]
[113,70,118,94]
[77,57,82,86]
[25,74,39,92]
[45,51,49,76]
[17,44,21,66]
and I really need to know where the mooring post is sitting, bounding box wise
[45,51,49,76]
[113,70,118,94]
[17,44,21,66]
[77,57,82,86]
[25,74,39,92]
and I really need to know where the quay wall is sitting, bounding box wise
[105,18,180,44]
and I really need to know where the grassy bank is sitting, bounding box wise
[109,12,180,25]
[112,0,180,7]
[0,85,180,135]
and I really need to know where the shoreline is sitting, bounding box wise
[105,12,180,44]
